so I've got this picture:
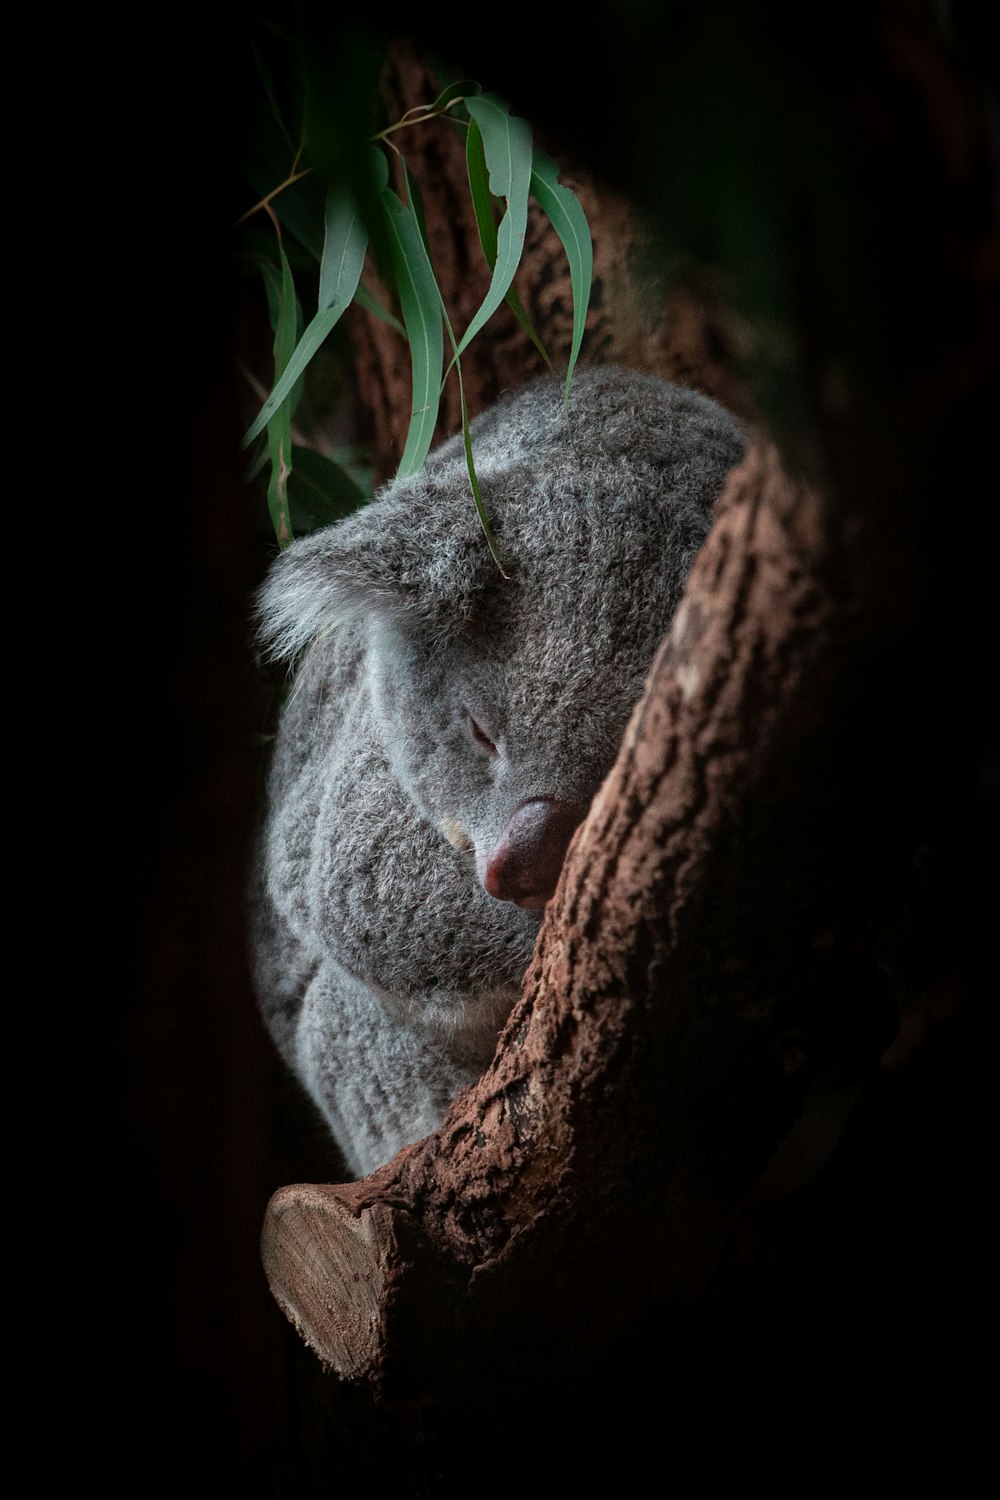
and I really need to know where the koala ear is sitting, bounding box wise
[255,460,488,663]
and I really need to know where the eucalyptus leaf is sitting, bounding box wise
[318,186,368,311]
[252,254,284,328]
[530,149,594,397]
[274,241,299,373]
[429,243,508,576]
[263,241,299,546]
[454,94,532,359]
[380,186,445,478]
[504,285,552,369]
[354,281,405,336]
[369,143,390,193]
[252,249,305,423]
[243,299,352,449]
[466,91,530,198]
[404,165,432,258]
[456,375,509,579]
[267,413,294,548]
[466,118,499,268]
[467,120,550,368]
[240,51,596,545]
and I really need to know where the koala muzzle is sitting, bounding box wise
[483,798,584,910]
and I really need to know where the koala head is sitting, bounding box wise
[257,366,746,911]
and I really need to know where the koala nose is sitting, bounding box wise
[483,798,585,910]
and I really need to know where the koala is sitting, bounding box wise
[251,365,747,1179]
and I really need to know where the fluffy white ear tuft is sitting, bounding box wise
[254,478,486,663]
[254,533,352,664]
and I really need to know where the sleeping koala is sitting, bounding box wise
[251,365,747,1178]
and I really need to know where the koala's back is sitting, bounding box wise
[252,365,747,1177]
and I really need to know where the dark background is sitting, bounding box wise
[83,4,995,1492]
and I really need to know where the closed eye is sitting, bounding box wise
[463,708,498,755]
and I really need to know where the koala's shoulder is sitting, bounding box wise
[265,624,367,785]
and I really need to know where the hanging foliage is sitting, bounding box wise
[237,34,593,560]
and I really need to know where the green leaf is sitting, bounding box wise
[530,150,594,398]
[380,186,445,477]
[467,120,551,370]
[251,254,284,328]
[404,163,432,259]
[504,285,553,369]
[359,145,396,291]
[455,368,510,579]
[287,446,372,528]
[466,117,499,268]
[454,94,532,360]
[369,143,390,193]
[466,91,529,200]
[431,276,507,577]
[264,241,298,547]
[354,281,405,336]
[273,243,299,376]
[318,186,368,311]
[254,255,307,407]
[267,415,294,548]
[243,295,357,450]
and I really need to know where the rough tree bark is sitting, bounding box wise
[261,6,997,1432]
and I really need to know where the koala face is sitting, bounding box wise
[364,553,672,908]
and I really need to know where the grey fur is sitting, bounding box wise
[251,365,747,1178]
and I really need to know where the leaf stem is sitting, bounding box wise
[373,101,471,143]
[236,155,311,227]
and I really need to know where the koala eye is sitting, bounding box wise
[463,708,498,756]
